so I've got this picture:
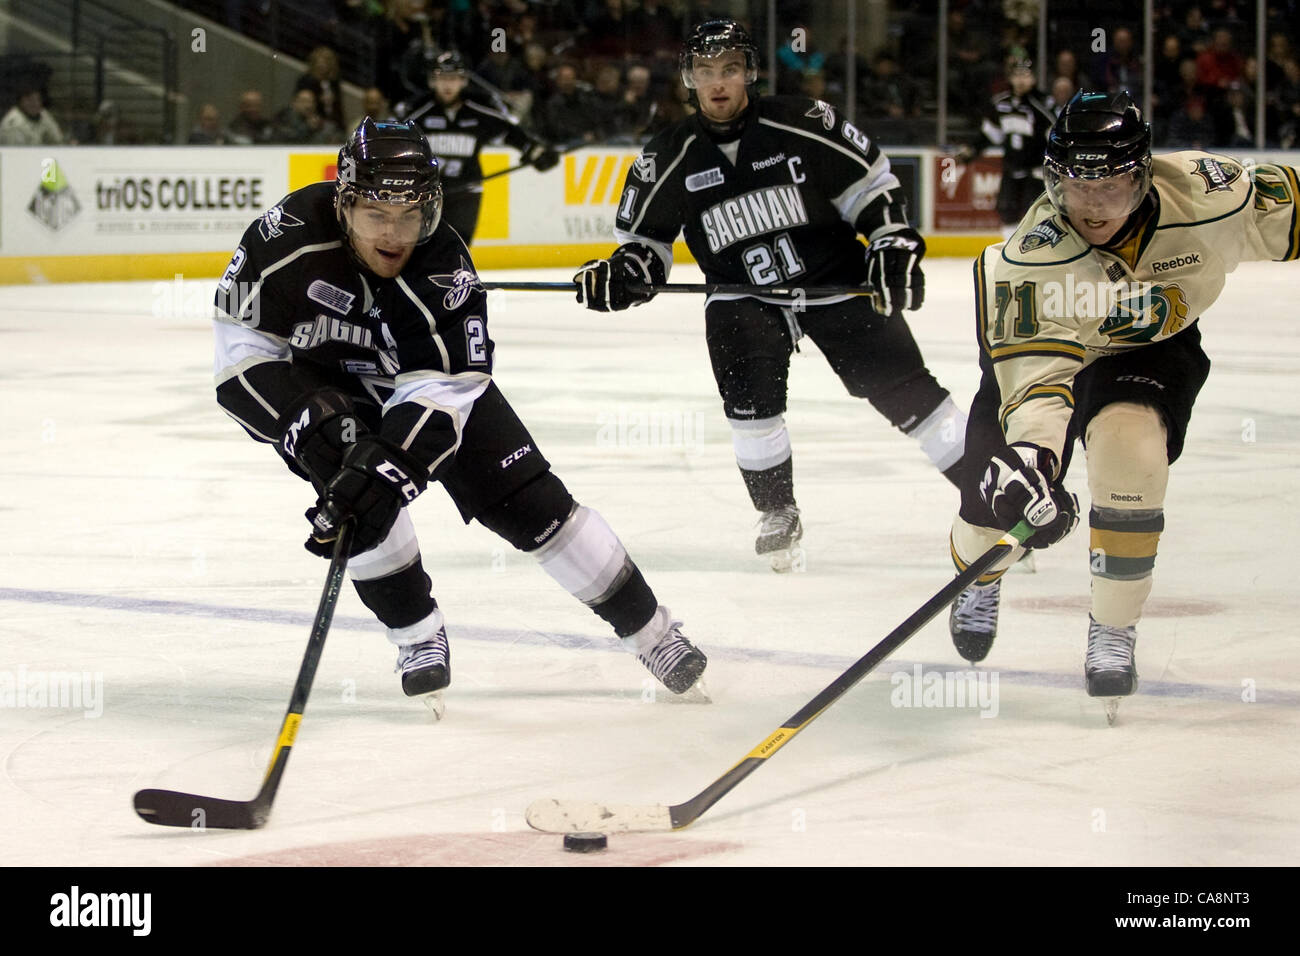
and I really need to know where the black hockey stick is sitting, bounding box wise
[443,147,577,195]
[525,521,1033,833]
[481,280,874,298]
[133,520,354,829]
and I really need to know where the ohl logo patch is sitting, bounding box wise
[1101,284,1190,343]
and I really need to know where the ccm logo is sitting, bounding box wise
[500,444,532,468]
[381,177,415,185]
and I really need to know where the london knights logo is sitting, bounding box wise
[1190,157,1242,193]
[1100,283,1190,343]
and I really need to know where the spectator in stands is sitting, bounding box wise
[1166,94,1217,148]
[1265,33,1294,90]
[0,82,65,145]
[863,52,921,121]
[1177,6,1212,55]
[520,42,553,109]
[776,25,828,95]
[477,46,535,119]
[1220,81,1256,146]
[227,89,274,144]
[188,103,229,144]
[348,87,392,129]
[1196,28,1244,91]
[272,88,339,144]
[644,72,692,137]
[619,63,656,138]
[539,62,599,145]
[88,100,133,144]
[1053,48,1089,93]
[1277,58,1300,148]
[296,46,346,131]
[582,0,634,61]
[629,0,682,60]
[1048,75,1074,113]
[1095,26,1143,101]
[589,62,627,140]
[1152,35,1186,113]
[377,0,434,102]
[947,8,996,115]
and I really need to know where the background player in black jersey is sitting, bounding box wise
[955,59,1057,239]
[574,19,967,571]
[393,51,559,244]
[213,119,705,711]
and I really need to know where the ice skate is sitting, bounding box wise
[756,504,803,572]
[1085,615,1137,724]
[631,621,708,696]
[949,579,1001,663]
[396,627,450,718]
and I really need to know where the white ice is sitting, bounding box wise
[2,260,1297,867]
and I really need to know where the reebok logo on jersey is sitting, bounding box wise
[1110,493,1144,502]
[699,185,809,253]
[500,444,533,468]
[685,167,725,192]
[751,153,786,171]
[307,279,356,315]
[1151,253,1201,273]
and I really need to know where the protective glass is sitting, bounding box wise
[681,51,756,90]
[340,193,440,244]
[1044,163,1150,223]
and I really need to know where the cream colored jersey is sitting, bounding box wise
[975,150,1300,462]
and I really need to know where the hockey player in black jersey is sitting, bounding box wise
[955,59,1056,238]
[213,119,706,708]
[574,19,967,571]
[393,51,559,244]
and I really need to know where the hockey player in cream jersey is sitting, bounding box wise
[947,90,1300,717]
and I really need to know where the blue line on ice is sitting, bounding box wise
[1,587,1293,706]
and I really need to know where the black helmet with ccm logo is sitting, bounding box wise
[335,118,442,244]
[1043,90,1152,224]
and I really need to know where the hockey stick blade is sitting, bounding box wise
[481,280,873,298]
[525,522,1032,834]
[133,521,353,830]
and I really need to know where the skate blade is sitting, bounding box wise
[766,545,805,573]
[673,678,712,704]
[417,690,445,721]
[1103,697,1120,725]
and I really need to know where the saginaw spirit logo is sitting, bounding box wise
[28,159,82,231]
[258,203,305,240]
[429,254,483,310]
[805,100,836,130]
[633,152,657,184]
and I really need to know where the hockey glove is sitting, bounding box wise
[978,442,1079,549]
[864,228,926,316]
[278,388,366,490]
[305,436,427,558]
[574,242,663,312]
[524,142,560,172]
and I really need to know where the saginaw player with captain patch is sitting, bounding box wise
[946,90,1300,719]
[574,18,967,572]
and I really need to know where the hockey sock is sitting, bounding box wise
[532,505,659,637]
[950,517,1022,584]
[1085,402,1168,627]
[728,415,795,510]
[905,395,967,486]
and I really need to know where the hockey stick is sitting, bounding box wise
[481,280,874,298]
[133,520,354,829]
[525,521,1033,834]
[443,148,575,195]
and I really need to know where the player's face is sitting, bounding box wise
[346,197,425,276]
[1009,70,1035,96]
[690,51,750,123]
[432,73,468,104]
[1047,168,1147,245]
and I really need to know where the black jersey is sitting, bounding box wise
[612,96,911,304]
[971,89,1056,180]
[213,181,494,478]
[392,95,536,186]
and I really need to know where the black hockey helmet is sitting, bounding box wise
[1043,90,1152,223]
[336,118,442,245]
[429,50,468,77]
[680,18,759,89]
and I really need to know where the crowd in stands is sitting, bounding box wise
[3,1,1300,149]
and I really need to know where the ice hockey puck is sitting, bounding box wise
[563,832,607,853]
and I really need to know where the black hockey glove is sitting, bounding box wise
[524,142,560,172]
[864,228,926,316]
[277,388,366,490]
[574,242,663,312]
[305,436,427,558]
[978,442,1079,549]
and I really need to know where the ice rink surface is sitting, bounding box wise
[2,259,1297,867]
